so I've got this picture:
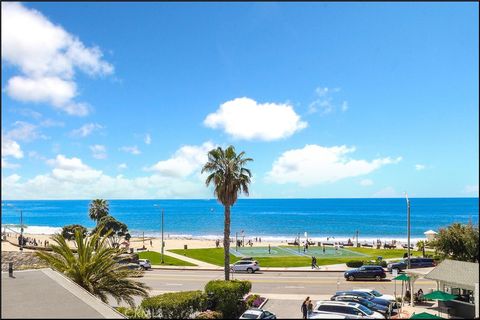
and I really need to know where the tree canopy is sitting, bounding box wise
[91,215,129,248]
[89,199,109,224]
[431,222,479,263]
[61,224,87,241]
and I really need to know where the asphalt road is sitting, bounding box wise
[112,269,437,318]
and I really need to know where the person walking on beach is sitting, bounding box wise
[301,297,309,319]
[322,245,326,254]
[150,239,152,247]
[268,244,271,254]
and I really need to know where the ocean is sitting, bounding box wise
[1,198,478,242]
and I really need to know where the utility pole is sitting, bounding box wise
[142,231,145,248]
[297,233,300,252]
[406,193,411,269]
[235,232,238,251]
[20,210,24,253]
[161,208,164,264]
[356,230,359,247]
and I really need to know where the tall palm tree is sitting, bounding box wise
[89,199,109,224]
[36,228,150,306]
[202,146,252,280]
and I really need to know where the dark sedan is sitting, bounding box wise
[331,294,389,314]
[344,265,386,281]
[334,291,392,308]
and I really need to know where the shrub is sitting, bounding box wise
[205,280,252,319]
[245,294,260,308]
[196,310,223,319]
[346,260,364,268]
[141,290,207,319]
[364,260,387,267]
[116,306,148,319]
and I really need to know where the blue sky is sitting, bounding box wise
[2,2,478,199]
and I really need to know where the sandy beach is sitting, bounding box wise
[2,231,417,253]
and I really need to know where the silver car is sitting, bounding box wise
[230,260,260,273]
[138,259,151,270]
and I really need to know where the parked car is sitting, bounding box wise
[310,301,384,319]
[387,258,435,273]
[230,260,260,273]
[333,291,391,308]
[331,295,389,314]
[138,259,151,270]
[344,266,386,281]
[239,308,276,319]
[353,289,395,302]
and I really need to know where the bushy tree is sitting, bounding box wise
[61,224,87,241]
[36,228,149,306]
[141,291,207,319]
[204,280,252,319]
[431,222,479,262]
[91,215,129,248]
[202,146,252,280]
[89,199,110,224]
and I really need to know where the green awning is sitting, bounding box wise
[422,290,457,301]
[393,274,411,281]
[410,312,445,319]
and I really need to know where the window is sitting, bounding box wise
[337,306,357,315]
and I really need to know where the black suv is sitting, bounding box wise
[387,258,435,272]
[344,265,386,281]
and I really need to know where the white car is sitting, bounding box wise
[239,308,276,319]
[138,259,151,270]
[309,301,384,319]
[353,289,395,302]
[230,260,260,273]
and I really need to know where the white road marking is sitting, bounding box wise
[285,286,305,289]
[165,283,183,286]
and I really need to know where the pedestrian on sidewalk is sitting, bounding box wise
[268,244,271,254]
[313,256,318,269]
[311,256,315,269]
[301,297,309,319]
[307,299,314,317]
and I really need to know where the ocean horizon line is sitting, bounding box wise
[2,196,478,202]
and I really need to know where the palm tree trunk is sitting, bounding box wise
[224,205,231,281]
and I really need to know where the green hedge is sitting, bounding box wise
[364,260,388,267]
[346,260,364,268]
[141,290,207,319]
[204,280,252,319]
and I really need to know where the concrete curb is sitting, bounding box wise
[258,297,269,309]
[149,266,346,272]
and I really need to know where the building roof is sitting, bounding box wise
[424,259,479,290]
[1,268,125,319]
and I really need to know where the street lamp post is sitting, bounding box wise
[406,193,411,269]
[153,204,165,264]
[20,209,24,252]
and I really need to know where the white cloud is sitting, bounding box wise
[1,2,113,115]
[119,146,141,155]
[360,179,373,186]
[2,158,20,169]
[373,186,400,198]
[1,154,210,200]
[118,163,128,170]
[2,136,24,159]
[204,97,307,141]
[266,144,402,186]
[146,141,215,178]
[464,185,479,195]
[308,87,347,115]
[5,121,46,142]
[90,145,107,159]
[144,134,152,145]
[70,123,103,137]
[46,154,102,182]
[415,164,426,171]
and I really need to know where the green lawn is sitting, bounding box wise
[170,248,239,266]
[169,246,422,268]
[138,251,197,266]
